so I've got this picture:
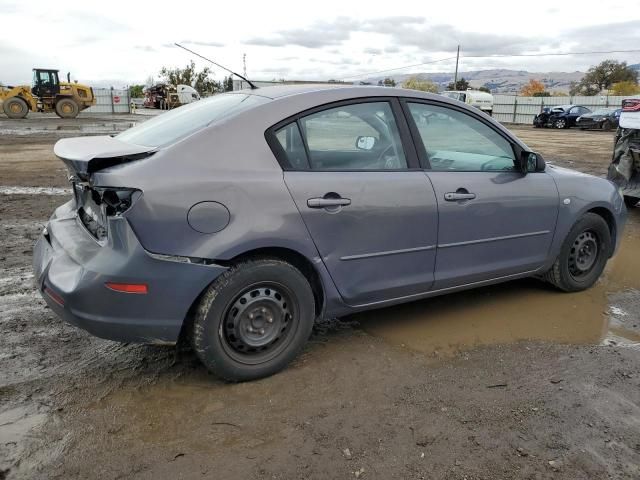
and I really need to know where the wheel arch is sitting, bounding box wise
[585,206,617,256]
[177,246,326,346]
[219,246,326,318]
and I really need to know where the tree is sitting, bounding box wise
[612,80,640,96]
[478,85,491,93]
[382,77,396,87]
[129,84,145,98]
[446,77,469,90]
[570,60,638,95]
[520,79,546,97]
[402,76,438,93]
[159,60,222,96]
[222,76,234,92]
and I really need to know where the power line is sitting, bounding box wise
[344,56,457,80]
[464,48,640,58]
[342,48,640,81]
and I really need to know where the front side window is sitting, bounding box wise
[407,102,515,172]
[297,102,407,170]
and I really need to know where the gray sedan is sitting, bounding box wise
[34,85,627,381]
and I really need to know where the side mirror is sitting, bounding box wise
[356,136,377,151]
[519,151,545,174]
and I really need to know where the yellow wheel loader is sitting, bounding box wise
[0,69,95,119]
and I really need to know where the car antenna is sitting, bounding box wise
[174,43,258,90]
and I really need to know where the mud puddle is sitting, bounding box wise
[359,233,640,356]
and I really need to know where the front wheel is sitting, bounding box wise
[601,120,612,131]
[3,97,29,119]
[625,196,638,208]
[542,213,611,292]
[192,258,316,381]
[554,118,567,129]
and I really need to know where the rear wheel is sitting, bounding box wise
[625,196,639,208]
[55,98,80,118]
[3,97,29,119]
[192,258,316,381]
[542,213,611,292]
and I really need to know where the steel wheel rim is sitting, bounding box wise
[220,282,298,365]
[568,230,599,279]
[10,102,22,113]
[62,103,72,113]
[556,119,565,128]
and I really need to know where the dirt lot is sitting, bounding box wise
[1,115,639,480]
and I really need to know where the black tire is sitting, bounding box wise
[192,258,316,381]
[542,213,611,292]
[3,96,29,119]
[601,120,612,131]
[625,196,639,208]
[55,98,80,118]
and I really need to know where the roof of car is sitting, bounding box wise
[236,84,442,101]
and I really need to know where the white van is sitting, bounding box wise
[441,90,493,116]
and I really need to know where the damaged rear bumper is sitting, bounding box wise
[33,201,227,344]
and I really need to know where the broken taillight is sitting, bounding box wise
[91,187,142,216]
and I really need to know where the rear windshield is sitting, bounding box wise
[116,93,268,148]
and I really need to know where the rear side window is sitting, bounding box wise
[298,102,407,170]
[274,122,309,170]
[116,93,268,148]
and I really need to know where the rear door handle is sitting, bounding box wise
[444,192,476,201]
[307,197,351,208]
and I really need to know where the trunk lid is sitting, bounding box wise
[54,136,155,180]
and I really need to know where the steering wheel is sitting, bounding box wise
[376,143,400,169]
[480,158,513,171]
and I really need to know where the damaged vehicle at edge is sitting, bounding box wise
[608,98,640,208]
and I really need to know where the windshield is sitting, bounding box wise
[116,93,268,148]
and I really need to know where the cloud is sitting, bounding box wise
[363,47,382,55]
[246,17,360,48]
[563,21,640,52]
[244,16,539,56]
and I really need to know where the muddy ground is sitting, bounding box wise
[1,115,639,480]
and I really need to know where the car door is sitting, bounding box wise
[403,100,559,289]
[270,99,439,306]
[568,106,587,126]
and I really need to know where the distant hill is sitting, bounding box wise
[364,69,586,93]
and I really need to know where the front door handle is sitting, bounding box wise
[307,197,352,208]
[444,191,476,201]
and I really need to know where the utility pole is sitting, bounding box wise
[453,45,460,90]
[243,53,247,78]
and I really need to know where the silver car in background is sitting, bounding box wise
[34,85,626,381]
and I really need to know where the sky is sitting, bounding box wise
[1,0,639,87]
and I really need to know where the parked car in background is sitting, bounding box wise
[441,90,494,116]
[548,105,592,129]
[576,108,622,131]
[34,86,626,381]
[533,106,555,128]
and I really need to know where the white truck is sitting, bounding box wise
[441,89,494,116]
